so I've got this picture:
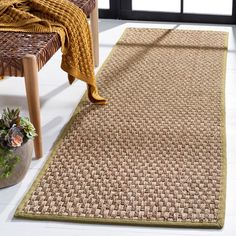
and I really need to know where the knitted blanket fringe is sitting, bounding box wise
[0,0,107,105]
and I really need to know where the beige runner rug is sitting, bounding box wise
[15,28,228,228]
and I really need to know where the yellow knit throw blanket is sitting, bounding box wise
[0,0,107,105]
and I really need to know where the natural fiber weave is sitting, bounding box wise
[0,0,106,104]
[15,28,228,228]
[0,0,95,77]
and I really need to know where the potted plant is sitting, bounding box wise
[0,108,37,188]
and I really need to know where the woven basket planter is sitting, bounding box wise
[0,141,33,189]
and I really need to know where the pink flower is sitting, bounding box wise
[10,134,23,147]
[7,126,24,148]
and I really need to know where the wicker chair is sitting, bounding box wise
[0,0,99,159]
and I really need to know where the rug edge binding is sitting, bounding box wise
[14,29,228,229]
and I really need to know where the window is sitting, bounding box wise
[99,0,236,24]
[99,0,110,9]
[132,0,180,13]
[184,0,233,15]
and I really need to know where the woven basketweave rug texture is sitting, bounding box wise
[15,28,228,228]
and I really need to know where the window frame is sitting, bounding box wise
[99,0,236,24]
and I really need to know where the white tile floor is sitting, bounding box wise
[0,19,236,236]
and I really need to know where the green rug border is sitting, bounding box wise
[14,28,228,229]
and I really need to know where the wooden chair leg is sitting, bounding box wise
[90,0,99,67]
[23,54,43,159]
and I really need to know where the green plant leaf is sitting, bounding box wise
[0,147,19,179]
[20,117,37,140]
[1,107,20,128]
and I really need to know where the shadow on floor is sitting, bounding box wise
[0,82,70,110]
